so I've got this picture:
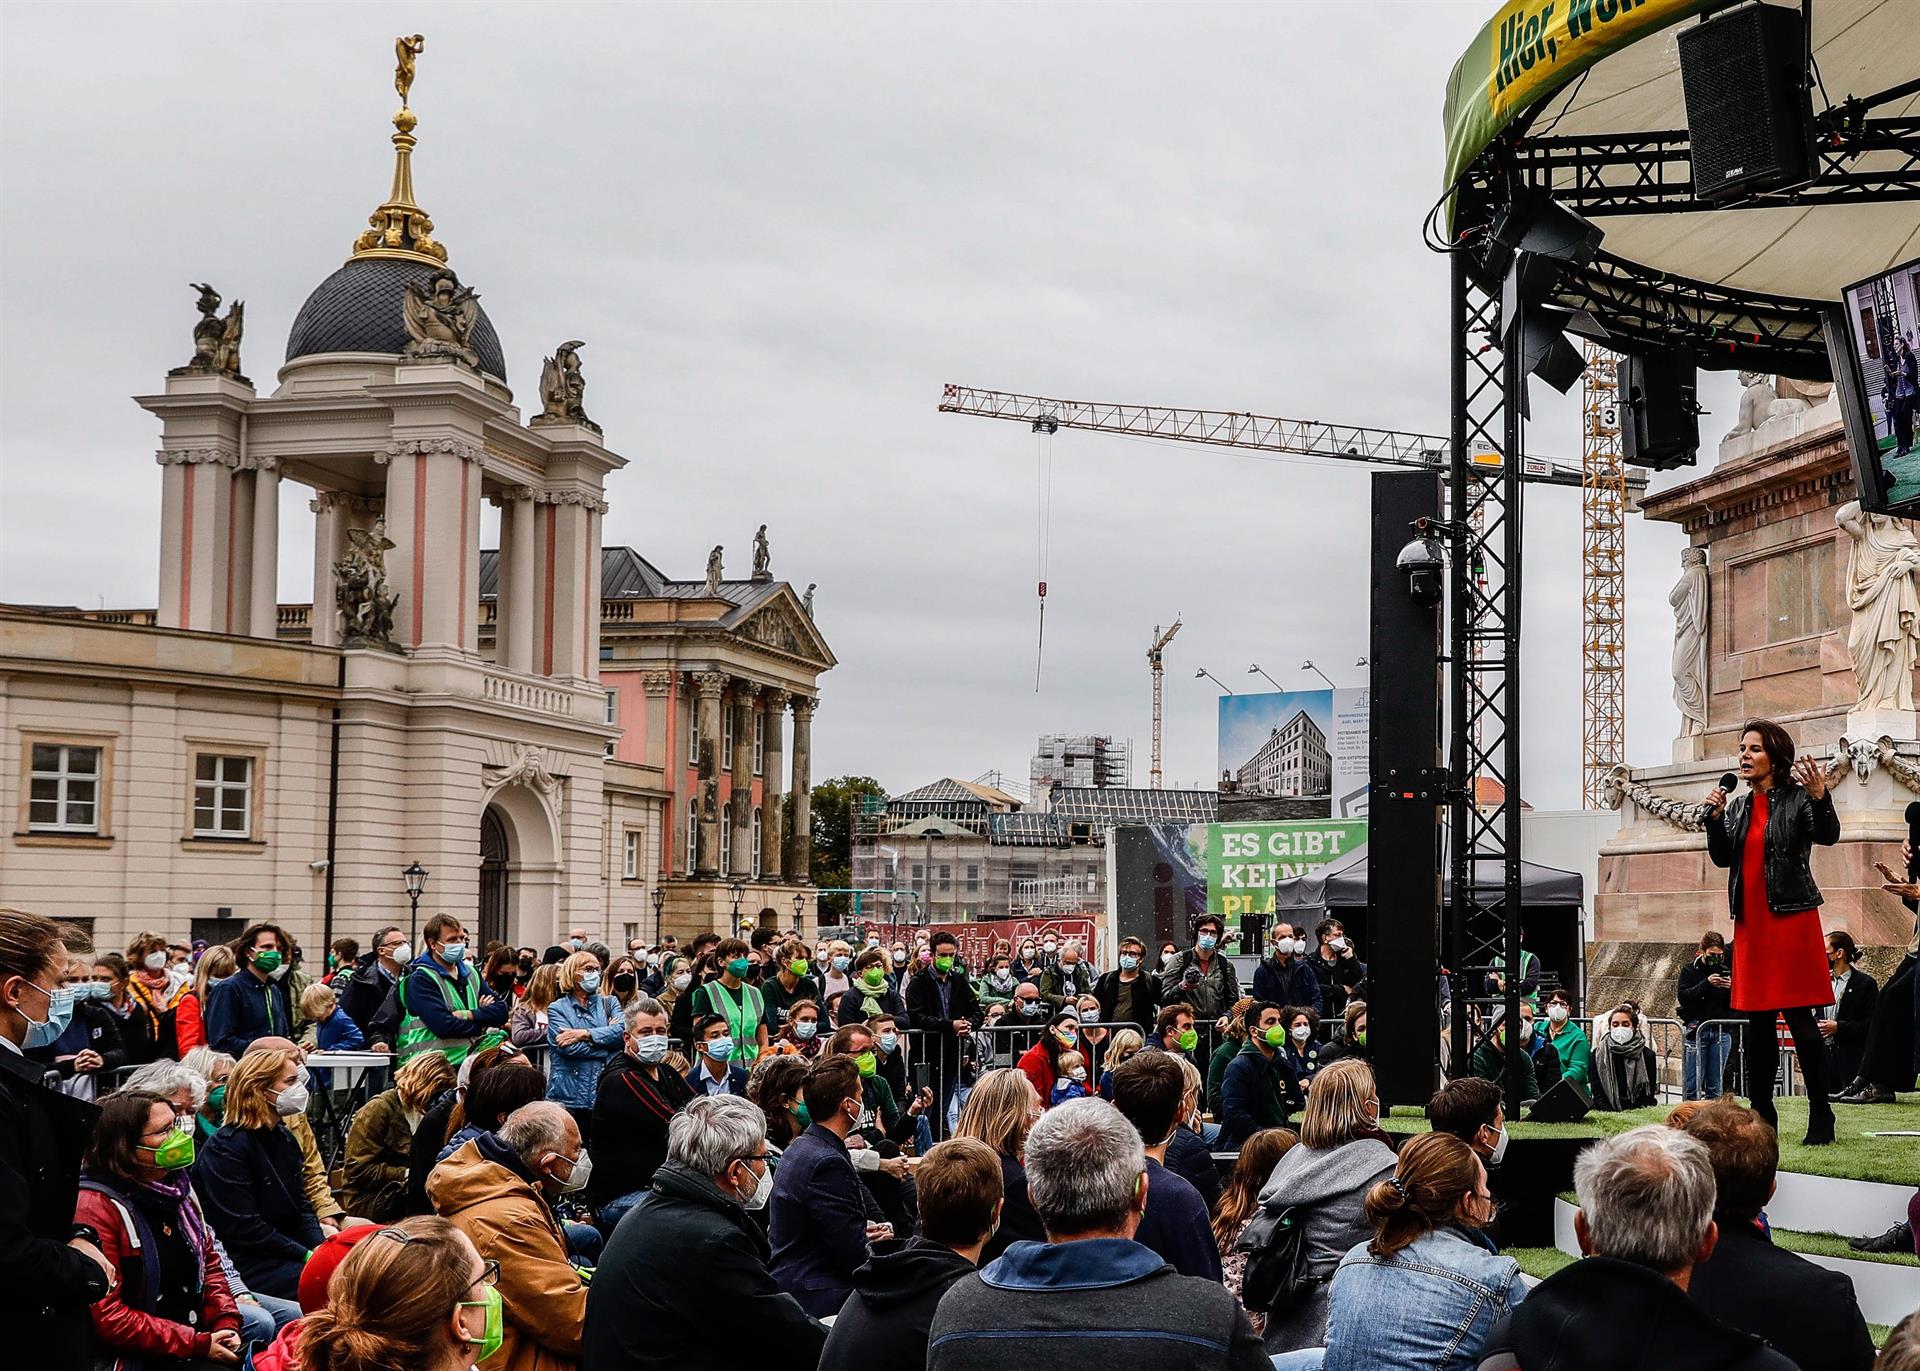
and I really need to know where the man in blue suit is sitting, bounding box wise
[770,1054,880,1317]
[684,1013,749,1096]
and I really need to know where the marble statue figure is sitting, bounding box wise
[753,524,771,579]
[705,545,724,596]
[1671,546,1709,736]
[1838,499,1920,711]
[535,339,593,428]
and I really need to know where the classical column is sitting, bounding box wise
[310,494,342,647]
[761,689,788,880]
[694,671,727,878]
[381,436,485,652]
[541,491,606,681]
[248,461,280,638]
[729,683,758,878]
[641,670,674,770]
[787,696,815,881]
[502,488,537,674]
[156,449,238,633]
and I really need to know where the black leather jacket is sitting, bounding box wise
[1704,781,1839,917]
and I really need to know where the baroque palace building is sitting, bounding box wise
[0,40,831,955]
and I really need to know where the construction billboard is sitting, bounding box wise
[1218,688,1369,816]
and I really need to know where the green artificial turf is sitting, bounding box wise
[1386,1098,1919,1183]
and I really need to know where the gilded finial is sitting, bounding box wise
[349,34,448,266]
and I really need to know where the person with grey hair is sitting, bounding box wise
[1474,1126,1795,1371]
[928,1097,1268,1371]
[590,993,695,1228]
[122,1057,207,1111]
[585,1094,826,1370]
[427,1100,588,1370]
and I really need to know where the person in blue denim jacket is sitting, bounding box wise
[546,950,626,1142]
[1305,1131,1524,1371]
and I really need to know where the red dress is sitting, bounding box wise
[1730,788,1833,1012]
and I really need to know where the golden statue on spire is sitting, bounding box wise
[348,34,448,265]
[395,34,424,106]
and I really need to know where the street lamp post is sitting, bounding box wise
[402,862,428,946]
[1246,664,1285,691]
[790,891,806,929]
[650,886,666,943]
[727,879,746,938]
[1194,667,1235,695]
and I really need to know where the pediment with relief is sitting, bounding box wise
[739,594,834,667]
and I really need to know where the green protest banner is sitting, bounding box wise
[1196,820,1368,919]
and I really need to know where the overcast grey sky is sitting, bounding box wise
[0,1,1729,806]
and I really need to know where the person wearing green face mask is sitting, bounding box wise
[77,1090,247,1366]
[761,939,821,1033]
[690,937,770,1065]
[203,920,297,1057]
[1219,1000,1304,1148]
[835,948,904,1033]
[905,931,982,1138]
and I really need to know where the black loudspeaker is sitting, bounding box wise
[1525,1074,1593,1124]
[1368,472,1444,1106]
[1622,349,1701,470]
[1677,2,1814,203]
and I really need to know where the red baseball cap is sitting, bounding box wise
[298,1224,387,1314]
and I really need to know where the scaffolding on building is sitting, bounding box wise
[1010,874,1090,914]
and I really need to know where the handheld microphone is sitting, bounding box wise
[1905,801,1920,880]
[1719,772,1738,794]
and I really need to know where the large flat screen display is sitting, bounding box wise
[1828,255,1920,514]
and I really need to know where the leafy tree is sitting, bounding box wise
[810,775,886,920]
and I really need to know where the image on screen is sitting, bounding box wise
[1839,257,1920,510]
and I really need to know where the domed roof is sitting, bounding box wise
[284,257,507,381]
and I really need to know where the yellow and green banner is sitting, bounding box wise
[1442,0,1714,192]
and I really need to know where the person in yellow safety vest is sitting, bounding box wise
[396,914,509,1065]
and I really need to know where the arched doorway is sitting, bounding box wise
[479,807,509,949]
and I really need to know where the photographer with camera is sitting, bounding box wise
[1677,930,1735,1101]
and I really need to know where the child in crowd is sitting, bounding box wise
[1051,1049,1089,1106]
[301,981,364,1090]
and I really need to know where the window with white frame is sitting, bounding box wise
[688,700,700,766]
[605,690,619,759]
[28,743,101,833]
[722,700,734,756]
[720,817,732,873]
[193,754,253,838]
[685,799,698,875]
[751,807,763,877]
[623,828,641,880]
[753,711,765,774]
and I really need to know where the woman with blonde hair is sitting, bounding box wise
[1214,1126,1299,1335]
[1095,1027,1144,1100]
[545,949,624,1141]
[507,963,561,1050]
[1254,1058,1398,1353]
[953,1066,1047,1261]
[1317,1131,1524,1371]
[296,1216,502,1371]
[341,1051,456,1222]
[195,1046,326,1298]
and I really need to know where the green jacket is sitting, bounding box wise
[1205,1036,1241,1117]
[1543,1020,1591,1090]
[1467,1038,1539,1099]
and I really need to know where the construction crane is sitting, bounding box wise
[1580,342,1628,807]
[1147,618,1183,789]
[940,384,1645,798]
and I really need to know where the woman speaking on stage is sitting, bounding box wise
[1703,718,1838,1145]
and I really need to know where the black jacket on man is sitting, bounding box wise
[337,959,403,1045]
[1310,950,1368,1018]
[1252,955,1323,1015]
[0,1046,110,1371]
[1825,967,1879,1088]
[905,966,981,1091]
[1688,1217,1876,1371]
[1704,781,1841,917]
[588,1051,695,1207]
[1094,968,1161,1033]
[1475,1254,1796,1371]
[769,1123,873,1317]
[584,1159,825,1371]
[817,1238,975,1371]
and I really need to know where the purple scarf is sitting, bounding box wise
[140,1171,212,1270]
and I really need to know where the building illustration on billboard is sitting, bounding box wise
[1237,708,1330,797]
[1218,689,1368,817]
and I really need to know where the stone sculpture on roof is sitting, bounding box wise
[705,545,724,596]
[752,524,771,581]
[534,339,596,430]
[401,268,481,367]
[1670,547,1708,737]
[176,283,245,378]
